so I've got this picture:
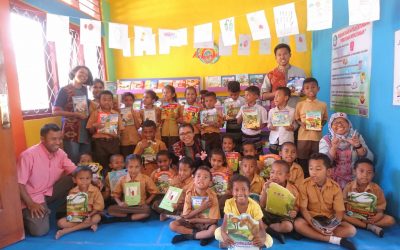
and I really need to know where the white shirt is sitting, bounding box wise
[267,105,297,145]
[236,103,268,136]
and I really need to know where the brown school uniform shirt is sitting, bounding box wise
[69,184,104,212]
[286,182,300,212]
[183,186,221,220]
[289,162,305,189]
[112,173,158,206]
[120,109,141,146]
[295,98,328,141]
[300,177,345,218]
[250,174,265,194]
[343,180,387,211]
[86,108,123,139]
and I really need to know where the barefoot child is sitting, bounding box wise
[294,153,356,250]
[169,166,220,246]
[56,166,104,239]
[280,142,304,189]
[215,174,273,248]
[343,158,395,237]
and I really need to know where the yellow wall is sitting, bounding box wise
[109,0,311,80]
[23,117,61,147]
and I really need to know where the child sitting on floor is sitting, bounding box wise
[280,142,304,189]
[102,154,125,205]
[343,158,395,237]
[169,166,220,246]
[260,160,299,244]
[56,166,104,239]
[108,154,158,221]
[214,174,273,248]
[294,153,356,250]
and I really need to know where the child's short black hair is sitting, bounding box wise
[272,160,290,173]
[99,90,114,99]
[227,81,241,93]
[204,91,217,99]
[200,90,208,95]
[209,148,227,166]
[276,86,291,98]
[222,134,235,144]
[40,123,61,137]
[164,85,178,102]
[274,43,291,55]
[72,166,93,177]
[69,65,93,86]
[179,156,195,169]
[245,85,260,96]
[122,92,135,101]
[142,119,157,129]
[280,141,296,150]
[309,153,332,169]
[156,150,171,160]
[144,90,159,101]
[354,158,375,172]
[185,86,197,95]
[109,154,123,162]
[303,77,319,87]
[179,123,194,133]
[241,155,257,165]
[230,174,250,190]
[125,154,142,166]
[93,78,105,87]
[242,141,256,150]
[194,165,212,178]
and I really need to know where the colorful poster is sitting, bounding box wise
[246,10,271,40]
[307,0,332,31]
[219,17,236,46]
[331,22,372,117]
[348,0,380,25]
[393,30,400,105]
[80,18,101,47]
[109,22,129,49]
[273,3,299,38]
[238,34,251,56]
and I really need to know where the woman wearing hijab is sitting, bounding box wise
[319,112,373,189]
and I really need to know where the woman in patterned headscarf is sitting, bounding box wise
[319,112,373,189]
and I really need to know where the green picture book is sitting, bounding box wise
[271,110,290,127]
[159,186,183,212]
[66,192,88,222]
[191,196,210,218]
[346,192,377,221]
[226,213,260,250]
[265,183,295,217]
[124,182,141,206]
[242,107,260,129]
[212,171,230,196]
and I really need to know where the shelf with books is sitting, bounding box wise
[205,86,250,92]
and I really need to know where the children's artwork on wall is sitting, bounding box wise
[109,22,129,50]
[238,34,251,56]
[134,26,155,56]
[278,36,290,45]
[46,13,69,42]
[273,3,299,38]
[193,45,219,64]
[348,0,380,25]
[246,10,271,40]
[295,34,307,52]
[259,38,271,55]
[218,36,232,56]
[219,17,236,46]
[306,0,332,31]
[122,38,131,57]
[194,23,213,48]
[80,18,102,47]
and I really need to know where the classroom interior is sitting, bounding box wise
[0,0,399,249]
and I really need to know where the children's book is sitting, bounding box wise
[97,112,119,135]
[142,141,157,164]
[287,77,305,96]
[159,186,183,212]
[259,154,281,179]
[120,107,135,126]
[66,192,88,222]
[271,110,290,127]
[311,216,341,235]
[200,108,218,126]
[72,96,88,117]
[249,74,265,86]
[242,107,260,129]
[161,103,179,121]
[305,111,322,131]
[172,79,186,88]
[117,80,131,91]
[191,196,210,218]
[131,80,144,89]
[205,76,222,87]
[345,192,377,221]
[186,79,200,88]
[108,169,128,192]
[143,108,157,123]
[124,182,141,206]
[221,75,236,87]
[183,105,200,124]
[212,171,230,195]
[226,213,260,250]
[158,79,173,88]
[144,79,158,90]
[105,81,117,95]
[153,170,175,193]
[226,152,240,172]
[265,182,295,217]
[236,74,250,86]
[133,100,142,110]
[224,99,241,119]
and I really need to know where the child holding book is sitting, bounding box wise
[120,92,141,158]
[55,166,104,239]
[154,157,195,221]
[200,91,224,153]
[108,154,159,221]
[161,85,181,149]
[343,158,395,237]
[294,153,356,250]
[295,78,328,176]
[241,156,265,197]
[102,154,125,205]
[260,160,299,244]
[89,79,104,114]
[222,134,241,173]
[268,87,297,154]
[134,120,167,176]
[140,90,162,139]
[215,174,273,248]
[179,86,202,141]
[86,90,123,175]
[236,86,268,154]
[169,166,220,246]
[224,81,246,151]
[280,142,304,189]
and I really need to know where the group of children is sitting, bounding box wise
[55,76,395,250]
